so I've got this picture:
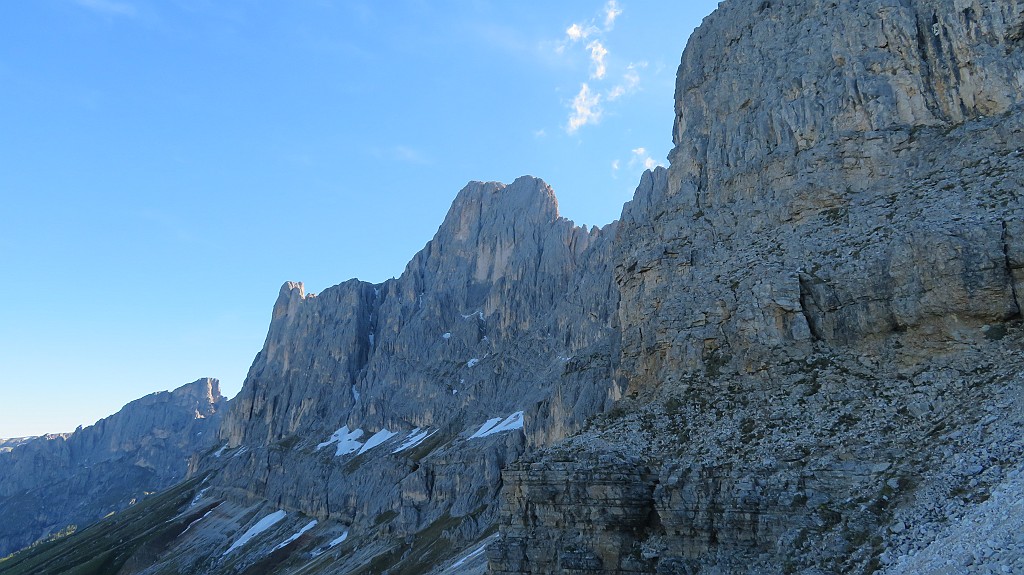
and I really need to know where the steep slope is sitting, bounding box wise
[7,1,1024,573]
[7,175,622,575]
[207,177,619,538]
[0,378,226,558]
[491,0,1024,573]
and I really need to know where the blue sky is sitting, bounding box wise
[0,0,719,438]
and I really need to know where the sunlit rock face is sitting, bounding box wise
[7,1,1024,573]
[0,378,225,557]
[492,0,1024,573]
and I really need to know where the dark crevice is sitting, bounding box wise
[913,14,942,118]
[1007,19,1024,44]
[798,274,825,342]
[1003,219,1019,317]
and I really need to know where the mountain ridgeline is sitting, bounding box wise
[0,378,225,558]
[2,0,1024,573]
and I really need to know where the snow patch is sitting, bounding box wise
[223,510,287,555]
[189,487,209,507]
[469,412,524,439]
[393,428,436,453]
[213,444,228,458]
[181,504,220,536]
[357,429,398,455]
[466,358,480,368]
[273,519,318,551]
[469,418,502,439]
[442,332,452,339]
[328,530,349,548]
[351,385,360,402]
[316,426,365,456]
[451,542,488,569]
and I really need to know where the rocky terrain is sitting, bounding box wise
[0,378,226,558]
[491,0,1024,572]
[2,0,1023,573]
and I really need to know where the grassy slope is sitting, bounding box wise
[0,476,211,575]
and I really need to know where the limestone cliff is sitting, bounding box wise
[491,0,1024,573]
[6,1,1024,574]
[0,378,225,557]
[131,175,622,574]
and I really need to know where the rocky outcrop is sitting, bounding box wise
[618,0,1024,384]
[168,175,622,570]
[7,1,1024,574]
[491,0,1024,573]
[2,178,623,575]
[0,378,225,557]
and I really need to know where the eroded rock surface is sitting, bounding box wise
[7,1,1024,573]
[491,0,1024,573]
[0,378,225,557]
[183,175,621,571]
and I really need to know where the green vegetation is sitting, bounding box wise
[0,477,209,575]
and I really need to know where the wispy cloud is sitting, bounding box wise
[565,22,598,43]
[567,83,602,133]
[587,40,608,79]
[604,1,623,30]
[630,147,661,170]
[611,146,662,179]
[392,145,431,165]
[557,2,642,134]
[607,61,645,101]
[75,0,137,17]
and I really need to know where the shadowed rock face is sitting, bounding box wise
[204,175,620,553]
[7,2,1024,573]
[0,378,225,557]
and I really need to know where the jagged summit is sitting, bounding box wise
[5,2,1024,574]
[441,176,561,238]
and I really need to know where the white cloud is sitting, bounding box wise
[629,147,662,171]
[534,129,547,138]
[75,0,136,16]
[587,40,608,79]
[611,159,620,171]
[557,4,651,136]
[565,23,598,42]
[604,1,623,30]
[607,61,644,101]
[567,83,602,133]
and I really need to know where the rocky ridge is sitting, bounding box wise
[0,378,226,558]
[83,175,624,575]
[3,0,1024,573]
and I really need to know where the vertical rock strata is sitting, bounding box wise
[11,2,1024,573]
[205,176,621,556]
[492,0,1024,573]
